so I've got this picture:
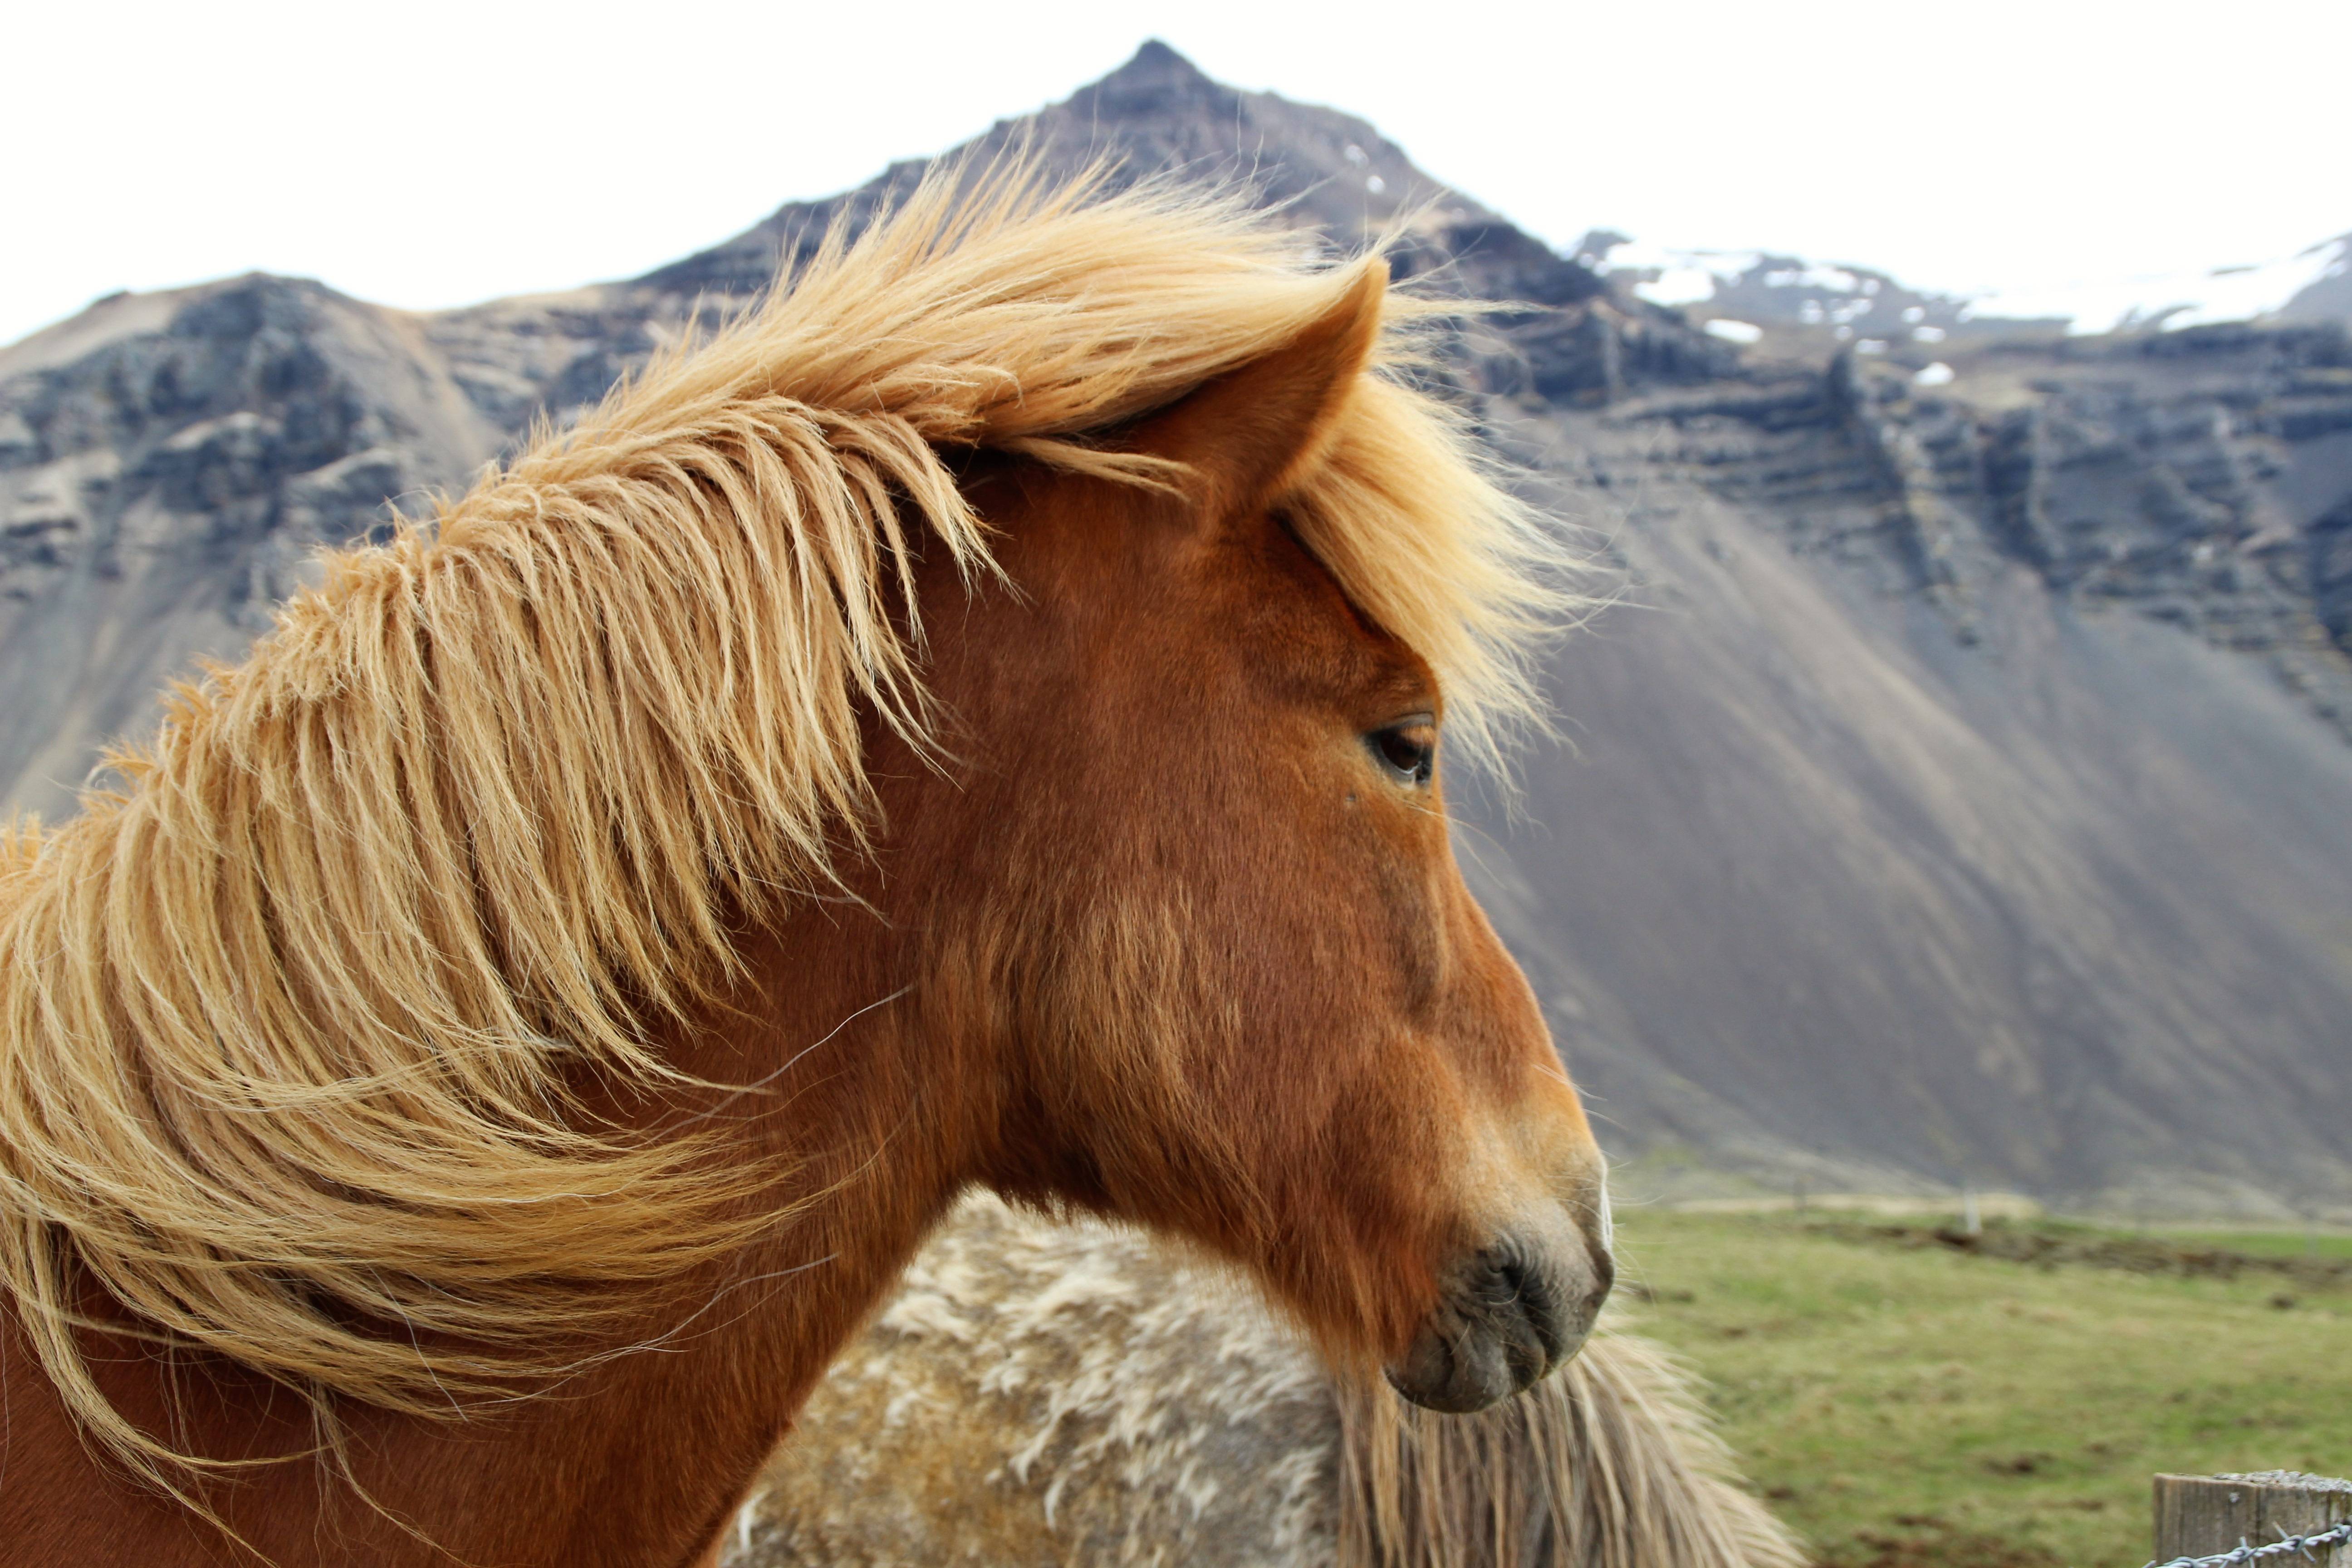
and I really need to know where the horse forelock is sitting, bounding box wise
[0,156,1588,1488]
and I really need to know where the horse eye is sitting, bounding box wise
[1366,718,1436,788]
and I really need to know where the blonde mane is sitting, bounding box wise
[0,162,1577,1485]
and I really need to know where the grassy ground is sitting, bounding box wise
[2133,1227,2352,1263]
[1609,1210,2352,1568]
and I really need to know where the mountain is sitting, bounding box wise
[2280,234,2352,324]
[5,43,2350,1216]
[1594,230,2352,347]
[1471,326,2352,1213]
[1583,239,2068,351]
[0,279,508,802]
[638,39,1604,311]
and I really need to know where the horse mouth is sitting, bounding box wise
[1384,1229,1613,1413]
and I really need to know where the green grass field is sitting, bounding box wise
[2132,1228,2352,1263]
[1610,1210,2352,1568]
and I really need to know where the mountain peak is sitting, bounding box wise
[638,39,1605,313]
[1070,38,1236,121]
[1120,39,1204,78]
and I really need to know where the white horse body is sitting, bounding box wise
[725,1197,1801,1568]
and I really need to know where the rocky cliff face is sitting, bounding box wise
[0,277,506,800]
[1614,320,2352,733]
[5,44,2349,1215]
[1465,364,2352,1213]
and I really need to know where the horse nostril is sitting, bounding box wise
[1491,1249,1529,1305]
[1588,1242,1617,1305]
[1486,1244,1570,1363]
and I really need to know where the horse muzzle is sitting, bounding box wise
[1384,1206,1614,1413]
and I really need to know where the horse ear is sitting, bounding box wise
[1142,259,1388,517]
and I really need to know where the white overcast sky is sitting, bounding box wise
[5,0,2347,348]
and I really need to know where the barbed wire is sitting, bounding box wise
[2145,1519,2352,1568]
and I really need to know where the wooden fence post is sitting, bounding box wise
[2154,1473,2352,1567]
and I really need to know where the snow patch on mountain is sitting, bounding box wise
[1964,235,2351,333]
[1576,235,1989,342]
[1576,230,2352,338]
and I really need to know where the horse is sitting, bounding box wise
[730,1195,1801,1568]
[0,163,1611,1565]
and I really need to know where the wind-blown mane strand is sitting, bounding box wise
[0,159,1586,1489]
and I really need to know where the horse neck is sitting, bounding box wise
[0,902,976,1568]
[207,911,987,1568]
[511,915,983,1565]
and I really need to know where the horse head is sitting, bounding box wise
[891,261,1612,1411]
